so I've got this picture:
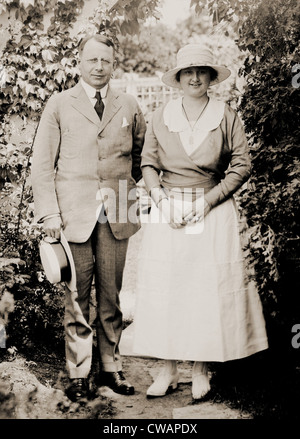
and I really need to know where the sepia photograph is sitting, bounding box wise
[0,0,299,431]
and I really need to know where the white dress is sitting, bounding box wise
[132,98,268,362]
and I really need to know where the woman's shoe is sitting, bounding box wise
[146,370,179,397]
[192,373,211,400]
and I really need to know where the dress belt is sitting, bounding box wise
[162,178,219,202]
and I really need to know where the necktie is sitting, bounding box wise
[94,91,104,120]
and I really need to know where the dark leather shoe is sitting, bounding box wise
[65,378,89,402]
[101,371,134,395]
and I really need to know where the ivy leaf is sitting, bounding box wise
[41,49,56,62]
[25,83,35,95]
[37,88,47,101]
[19,35,32,49]
[20,0,35,8]
[54,70,65,83]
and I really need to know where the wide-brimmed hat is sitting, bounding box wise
[162,44,231,88]
[39,231,77,291]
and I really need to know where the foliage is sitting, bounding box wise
[0,119,65,349]
[194,0,300,326]
[116,22,180,76]
[190,0,256,33]
[80,0,161,48]
[0,0,83,121]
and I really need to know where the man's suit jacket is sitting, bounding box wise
[31,82,146,243]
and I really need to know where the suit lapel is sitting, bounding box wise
[70,83,122,131]
[70,83,101,127]
[99,86,121,133]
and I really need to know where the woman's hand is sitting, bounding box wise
[183,198,211,224]
[158,198,187,229]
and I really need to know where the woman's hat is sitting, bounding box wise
[162,44,231,88]
[39,231,77,291]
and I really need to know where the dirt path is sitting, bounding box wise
[0,353,250,419]
[100,356,194,419]
[99,355,251,419]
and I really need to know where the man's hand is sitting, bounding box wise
[43,216,63,240]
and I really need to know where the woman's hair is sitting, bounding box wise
[175,66,218,83]
[78,34,115,56]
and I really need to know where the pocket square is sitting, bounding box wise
[122,117,130,128]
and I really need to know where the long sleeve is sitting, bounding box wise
[204,108,251,209]
[141,113,162,192]
[142,165,161,193]
[31,95,61,223]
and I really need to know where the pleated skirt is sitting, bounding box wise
[132,196,268,362]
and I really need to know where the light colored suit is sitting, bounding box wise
[32,82,145,242]
[31,82,146,376]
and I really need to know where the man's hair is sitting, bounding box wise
[78,34,115,56]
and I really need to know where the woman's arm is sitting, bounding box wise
[204,106,251,209]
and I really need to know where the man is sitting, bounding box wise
[31,34,146,401]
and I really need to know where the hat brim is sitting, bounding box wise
[39,231,77,292]
[162,64,231,88]
[60,231,77,292]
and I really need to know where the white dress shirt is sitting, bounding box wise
[80,78,108,107]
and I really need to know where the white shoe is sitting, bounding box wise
[146,370,179,397]
[192,373,211,400]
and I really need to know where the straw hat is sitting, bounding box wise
[162,44,231,88]
[39,231,77,291]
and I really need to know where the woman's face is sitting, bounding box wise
[179,66,211,98]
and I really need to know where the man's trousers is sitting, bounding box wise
[64,219,129,379]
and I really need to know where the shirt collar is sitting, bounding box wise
[80,78,109,99]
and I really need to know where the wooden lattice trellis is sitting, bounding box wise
[111,76,182,116]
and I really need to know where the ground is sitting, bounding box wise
[0,350,252,420]
[0,324,299,420]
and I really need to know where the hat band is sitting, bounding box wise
[61,262,71,282]
[52,243,71,281]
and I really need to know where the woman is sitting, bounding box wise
[133,44,268,400]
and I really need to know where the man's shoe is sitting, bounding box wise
[100,371,134,395]
[65,378,89,402]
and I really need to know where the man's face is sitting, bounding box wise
[79,38,116,89]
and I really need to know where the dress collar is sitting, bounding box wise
[163,96,225,133]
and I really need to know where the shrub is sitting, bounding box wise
[237,0,300,330]
[0,130,65,350]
